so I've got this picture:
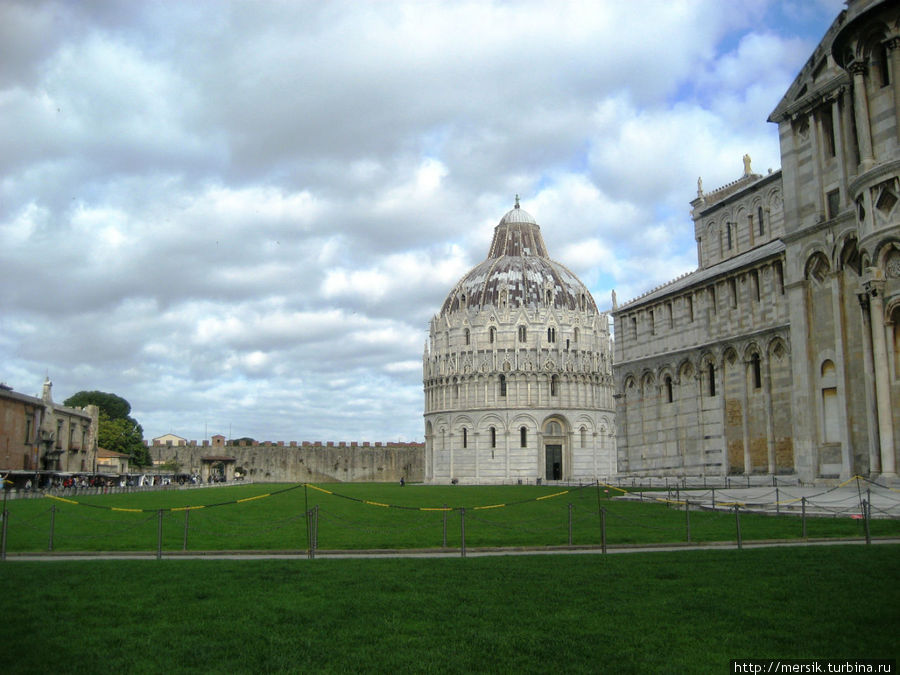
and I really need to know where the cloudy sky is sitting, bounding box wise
[1,0,842,444]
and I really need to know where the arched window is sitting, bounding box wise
[751,353,761,389]
[547,327,556,343]
[550,374,559,396]
[518,325,527,342]
[580,426,587,448]
[708,362,716,397]
[758,206,765,236]
[464,328,470,346]
[489,326,496,343]
[520,426,527,448]
[499,374,507,397]
[573,327,579,343]
[821,360,839,443]
[490,426,496,448]
[546,421,562,435]
[665,376,673,403]
[462,427,467,448]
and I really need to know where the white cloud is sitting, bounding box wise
[0,0,840,442]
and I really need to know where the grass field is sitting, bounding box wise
[3,482,898,553]
[2,545,898,673]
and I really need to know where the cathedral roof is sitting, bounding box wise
[439,200,598,316]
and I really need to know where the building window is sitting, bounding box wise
[518,325,527,342]
[464,328,470,346]
[758,207,765,236]
[726,222,733,250]
[751,353,762,389]
[826,189,840,220]
[573,327,579,343]
[489,326,496,343]
[708,363,716,397]
[774,260,785,295]
[551,374,559,396]
[631,316,637,339]
[499,374,507,397]
[875,43,890,87]
[751,269,760,302]
[729,278,738,308]
[665,376,673,403]
[547,327,556,343]
[462,428,467,448]
[821,107,836,158]
[686,295,694,322]
[490,426,496,448]
[667,302,673,329]
[56,420,63,448]
[24,414,34,444]
[546,290,553,305]
[708,286,717,315]
[520,427,527,448]
[649,310,655,335]
[580,426,587,448]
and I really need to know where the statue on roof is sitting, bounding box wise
[743,154,752,176]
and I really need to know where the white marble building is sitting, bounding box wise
[423,200,616,484]
[612,0,900,482]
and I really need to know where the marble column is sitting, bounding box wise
[849,62,875,170]
[865,277,896,476]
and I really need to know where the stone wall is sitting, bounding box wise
[146,440,424,483]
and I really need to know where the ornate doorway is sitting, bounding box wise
[543,418,566,480]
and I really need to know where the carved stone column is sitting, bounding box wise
[864,273,896,476]
[849,62,875,170]
[858,292,881,474]
[887,38,900,144]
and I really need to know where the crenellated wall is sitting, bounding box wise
[145,439,424,483]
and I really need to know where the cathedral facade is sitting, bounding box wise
[612,0,900,482]
[423,201,616,484]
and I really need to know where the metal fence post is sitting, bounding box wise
[0,508,7,561]
[156,509,163,560]
[568,503,573,546]
[442,504,448,548]
[734,504,742,550]
[600,507,607,554]
[313,505,319,553]
[801,497,807,538]
[182,509,190,551]
[685,499,691,543]
[863,499,871,545]
[48,504,56,551]
[460,507,466,558]
[775,487,780,516]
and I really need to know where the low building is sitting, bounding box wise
[0,378,99,476]
[96,448,130,474]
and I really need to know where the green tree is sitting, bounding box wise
[64,391,150,467]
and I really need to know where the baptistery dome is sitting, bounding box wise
[423,199,616,485]
[440,201,599,317]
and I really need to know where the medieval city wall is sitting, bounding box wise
[147,440,424,483]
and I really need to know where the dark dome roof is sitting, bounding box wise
[439,202,598,316]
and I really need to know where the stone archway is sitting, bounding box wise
[542,418,567,481]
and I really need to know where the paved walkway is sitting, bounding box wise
[616,484,900,517]
[5,537,898,561]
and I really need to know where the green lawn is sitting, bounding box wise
[2,482,897,553]
[2,546,898,674]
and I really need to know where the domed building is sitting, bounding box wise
[423,199,616,484]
